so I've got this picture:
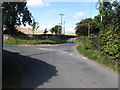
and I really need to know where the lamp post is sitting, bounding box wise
[59,14,64,34]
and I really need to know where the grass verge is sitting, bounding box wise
[76,44,119,72]
[2,53,22,88]
[4,39,67,45]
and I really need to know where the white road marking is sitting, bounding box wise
[38,48,49,50]
[61,51,73,56]
[82,56,87,59]
[38,48,56,51]
[38,48,74,56]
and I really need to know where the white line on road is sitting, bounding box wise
[38,48,49,50]
[38,48,56,51]
[82,56,87,59]
[38,48,74,56]
[61,51,73,56]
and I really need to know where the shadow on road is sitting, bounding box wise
[3,50,57,90]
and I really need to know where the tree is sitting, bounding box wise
[43,28,48,34]
[90,15,101,35]
[75,18,100,36]
[55,25,62,34]
[50,27,55,35]
[2,2,33,35]
[75,24,88,36]
[31,18,39,35]
[50,25,62,35]
[98,0,120,59]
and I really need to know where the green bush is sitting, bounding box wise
[100,29,120,59]
[76,36,119,72]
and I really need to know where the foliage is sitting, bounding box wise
[31,18,39,35]
[76,36,101,50]
[4,39,68,45]
[75,24,88,36]
[76,1,120,70]
[76,36,119,72]
[75,18,92,30]
[50,27,55,34]
[43,28,48,34]
[75,17,100,36]
[90,15,101,35]
[50,25,62,35]
[98,1,120,60]
[2,2,33,34]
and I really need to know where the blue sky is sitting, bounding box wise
[24,0,100,33]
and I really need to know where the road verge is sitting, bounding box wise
[76,36,119,72]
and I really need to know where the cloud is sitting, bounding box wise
[27,0,50,7]
[74,12,85,19]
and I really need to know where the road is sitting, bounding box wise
[3,38,118,89]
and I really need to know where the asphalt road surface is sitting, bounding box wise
[3,38,118,89]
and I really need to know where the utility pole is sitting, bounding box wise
[58,23,59,34]
[59,14,64,34]
[88,22,90,37]
[100,0,103,22]
[64,21,65,34]
[99,0,103,31]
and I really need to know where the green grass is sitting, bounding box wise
[4,39,67,45]
[76,44,119,72]
[2,53,22,88]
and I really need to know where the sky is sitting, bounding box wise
[22,0,100,33]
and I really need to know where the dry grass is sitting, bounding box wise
[65,33,76,36]
[16,27,44,35]
[16,27,76,35]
